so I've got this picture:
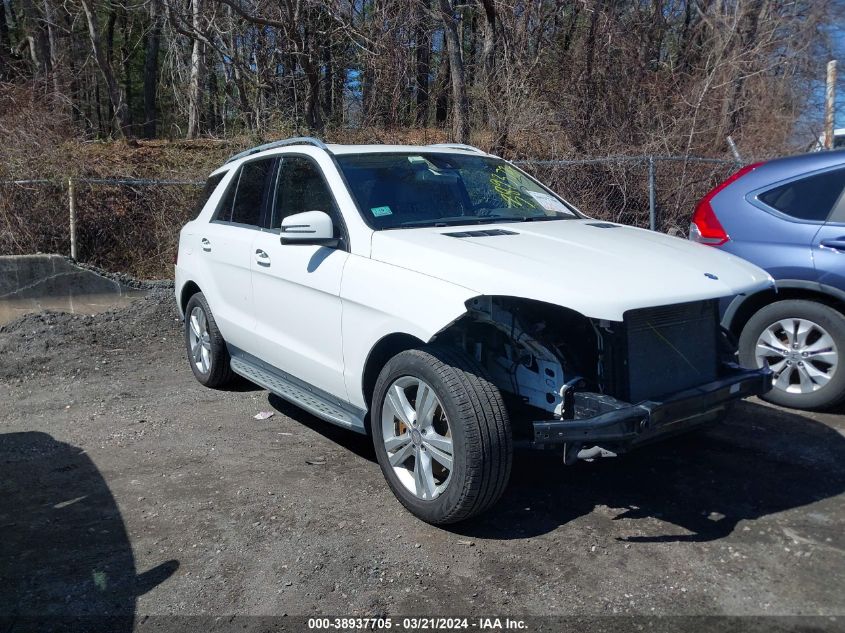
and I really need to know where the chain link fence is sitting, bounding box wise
[0,155,741,279]
[0,177,202,278]
[516,156,739,234]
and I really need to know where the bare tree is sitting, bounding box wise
[186,0,203,137]
[437,0,468,142]
[79,0,132,138]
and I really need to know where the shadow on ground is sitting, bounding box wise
[455,400,845,540]
[269,395,845,542]
[0,432,178,630]
[268,393,376,461]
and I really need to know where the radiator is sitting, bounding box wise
[621,300,720,403]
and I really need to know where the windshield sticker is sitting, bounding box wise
[527,191,573,214]
[489,165,537,209]
[371,206,393,217]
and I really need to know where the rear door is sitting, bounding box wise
[250,154,350,400]
[809,166,845,289]
[199,157,274,352]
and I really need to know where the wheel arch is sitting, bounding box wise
[725,280,845,337]
[179,280,202,316]
[361,332,427,420]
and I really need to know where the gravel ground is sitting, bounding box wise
[1,289,844,626]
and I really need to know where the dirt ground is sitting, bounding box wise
[1,289,844,626]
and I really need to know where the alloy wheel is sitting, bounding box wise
[188,305,212,375]
[381,376,453,501]
[755,317,838,394]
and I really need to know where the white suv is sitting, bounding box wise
[175,138,774,524]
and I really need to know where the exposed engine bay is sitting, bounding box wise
[437,295,725,430]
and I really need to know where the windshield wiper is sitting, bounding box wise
[394,216,516,228]
[477,215,563,223]
[388,214,563,229]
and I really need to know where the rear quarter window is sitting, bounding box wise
[212,158,274,226]
[758,167,845,222]
[194,172,226,219]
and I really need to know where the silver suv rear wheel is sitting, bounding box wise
[739,299,845,410]
[183,292,234,388]
[754,318,838,395]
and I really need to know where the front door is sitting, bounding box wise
[250,154,350,400]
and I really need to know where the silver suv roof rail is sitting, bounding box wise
[427,143,486,154]
[225,137,330,164]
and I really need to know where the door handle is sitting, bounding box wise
[201,238,211,252]
[254,249,271,266]
[820,238,845,252]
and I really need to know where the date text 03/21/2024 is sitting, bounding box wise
[307,617,528,630]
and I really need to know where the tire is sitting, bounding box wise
[738,299,845,410]
[184,292,235,388]
[371,346,512,525]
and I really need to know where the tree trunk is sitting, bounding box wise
[723,0,765,140]
[414,5,431,126]
[42,0,62,98]
[434,45,449,125]
[437,0,469,142]
[79,0,131,139]
[18,0,50,77]
[207,66,218,132]
[0,2,10,78]
[323,42,333,122]
[186,0,204,138]
[477,0,503,149]
[142,0,161,138]
[120,9,133,129]
[478,0,495,82]
[303,58,323,131]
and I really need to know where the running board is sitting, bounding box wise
[229,353,366,434]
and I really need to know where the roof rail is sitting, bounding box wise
[225,137,330,164]
[428,143,486,154]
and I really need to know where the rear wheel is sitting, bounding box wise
[371,346,512,524]
[739,299,845,410]
[184,292,234,388]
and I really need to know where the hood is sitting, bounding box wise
[370,219,773,321]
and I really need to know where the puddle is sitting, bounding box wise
[0,255,149,326]
[0,291,146,326]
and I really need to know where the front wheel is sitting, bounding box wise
[371,346,512,525]
[739,299,845,410]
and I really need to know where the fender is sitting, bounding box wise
[340,256,477,409]
[722,279,845,331]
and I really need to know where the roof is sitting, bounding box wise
[223,137,490,165]
[326,143,490,156]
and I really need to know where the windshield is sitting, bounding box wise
[335,153,578,229]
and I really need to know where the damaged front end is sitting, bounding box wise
[434,296,772,462]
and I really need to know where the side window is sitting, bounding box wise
[195,172,226,219]
[758,167,845,222]
[230,158,274,226]
[214,171,239,222]
[271,156,339,229]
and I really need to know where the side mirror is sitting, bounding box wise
[280,211,338,247]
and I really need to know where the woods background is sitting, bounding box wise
[0,0,842,276]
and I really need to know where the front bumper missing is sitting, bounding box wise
[532,363,772,449]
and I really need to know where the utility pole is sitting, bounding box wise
[824,60,837,150]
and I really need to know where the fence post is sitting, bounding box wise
[68,177,77,260]
[825,60,837,150]
[647,156,657,231]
